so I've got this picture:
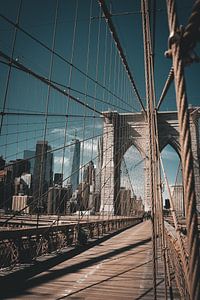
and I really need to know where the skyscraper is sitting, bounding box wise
[45,145,53,187]
[24,150,35,174]
[96,137,103,193]
[54,173,63,186]
[70,139,80,192]
[32,141,53,213]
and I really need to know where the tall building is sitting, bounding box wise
[45,145,53,187]
[83,161,94,184]
[0,156,5,170]
[24,150,35,174]
[171,184,184,216]
[0,170,12,210]
[54,173,63,186]
[96,137,103,193]
[83,161,96,211]
[14,173,32,196]
[117,187,131,216]
[1,159,31,211]
[6,159,30,180]
[77,182,90,211]
[70,139,80,191]
[47,184,72,214]
[32,141,53,213]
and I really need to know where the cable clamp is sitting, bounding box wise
[165,26,184,58]
[165,26,199,65]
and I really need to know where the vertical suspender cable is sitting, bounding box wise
[37,0,59,228]
[0,0,22,135]
[80,0,93,225]
[98,0,146,114]
[61,0,79,183]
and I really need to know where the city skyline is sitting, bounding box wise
[0,0,199,212]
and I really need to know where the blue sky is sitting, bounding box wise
[0,0,199,198]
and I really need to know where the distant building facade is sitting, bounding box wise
[32,141,53,213]
[0,156,5,170]
[117,187,132,216]
[12,195,30,214]
[171,184,184,216]
[5,159,30,180]
[24,150,35,174]
[47,185,72,214]
[0,158,31,211]
[54,173,63,186]
[0,170,12,210]
[70,139,80,191]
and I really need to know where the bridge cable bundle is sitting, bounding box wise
[165,0,200,299]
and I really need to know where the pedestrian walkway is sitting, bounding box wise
[3,221,180,299]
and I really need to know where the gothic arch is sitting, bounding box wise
[160,137,181,159]
[100,109,200,214]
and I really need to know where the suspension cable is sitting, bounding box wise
[3,121,132,224]
[166,1,200,299]
[0,0,22,135]
[141,1,157,298]
[156,67,174,111]
[98,0,146,114]
[0,50,104,116]
[0,13,136,111]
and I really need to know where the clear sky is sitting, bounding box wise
[0,0,199,199]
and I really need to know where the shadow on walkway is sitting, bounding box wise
[57,258,153,299]
[1,233,151,299]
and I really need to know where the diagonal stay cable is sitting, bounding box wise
[0,14,137,111]
[0,50,103,116]
[156,67,174,110]
[0,60,136,113]
[98,0,146,114]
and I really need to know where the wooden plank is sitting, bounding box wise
[2,221,180,299]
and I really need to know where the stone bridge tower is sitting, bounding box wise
[100,108,200,214]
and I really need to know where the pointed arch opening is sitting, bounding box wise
[160,144,184,216]
[116,145,145,215]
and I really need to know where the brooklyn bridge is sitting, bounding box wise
[0,0,200,299]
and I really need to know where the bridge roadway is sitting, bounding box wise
[2,221,179,300]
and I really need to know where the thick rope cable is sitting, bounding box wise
[166,1,200,299]
[182,0,200,57]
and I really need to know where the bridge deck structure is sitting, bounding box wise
[1,221,179,300]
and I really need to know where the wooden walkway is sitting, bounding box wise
[3,221,180,299]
